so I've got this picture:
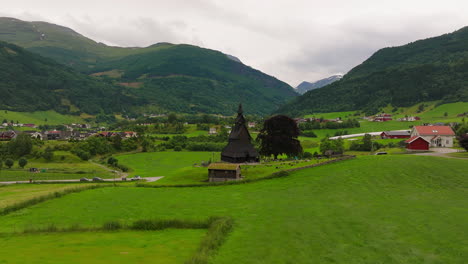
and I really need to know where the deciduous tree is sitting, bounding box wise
[257,115,302,159]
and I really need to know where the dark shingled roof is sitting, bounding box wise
[221,104,259,163]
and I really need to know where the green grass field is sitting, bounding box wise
[0,184,91,209]
[0,110,84,125]
[117,151,216,182]
[117,151,337,185]
[1,155,466,263]
[0,229,204,264]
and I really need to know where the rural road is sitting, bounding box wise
[329,130,410,140]
[413,148,466,159]
[0,176,164,185]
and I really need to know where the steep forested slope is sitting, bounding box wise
[0,17,297,115]
[0,41,136,114]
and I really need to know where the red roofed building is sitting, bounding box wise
[405,136,430,150]
[409,126,455,148]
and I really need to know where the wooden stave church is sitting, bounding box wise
[221,104,259,163]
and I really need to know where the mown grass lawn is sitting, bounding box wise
[117,151,216,183]
[0,184,92,209]
[0,161,112,181]
[0,229,204,264]
[2,155,466,263]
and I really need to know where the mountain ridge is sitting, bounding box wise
[278,26,468,116]
[296,74,343,94]
[0,17,298,115]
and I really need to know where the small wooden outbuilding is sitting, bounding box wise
[208,163,241,182]
[405,136,430,151]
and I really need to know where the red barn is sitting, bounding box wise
[405,136,429,150]
[380,130,411,139]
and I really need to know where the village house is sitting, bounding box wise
[120,131,138,138]
[209,127,217,135]
[248,122,257,128]
[208,163,242,182]
[373,113,392,122]
[45,130,62,140]
[0,131,17,140]
[23,123,37,128]
[397,116,420,122]
[405,125,455,150]
[380,130,411,139]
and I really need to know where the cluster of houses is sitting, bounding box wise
[380,125,456,151]
[0,123,37,129]
[0,130,138,141]
[397,116,421,122]
[294,117,343,124]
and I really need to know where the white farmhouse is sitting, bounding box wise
[410,125,455,148]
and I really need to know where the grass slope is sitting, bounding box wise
[0,184,90,209]
[0,110,84,125]
[1,155,466,263]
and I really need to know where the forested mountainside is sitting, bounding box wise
[0,17,297,115]
[278,26,468,116]
[0,41,136,114]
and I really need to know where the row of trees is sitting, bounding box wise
[0,157,28,169]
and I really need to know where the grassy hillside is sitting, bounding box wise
[0,17,298,115]
[0,110,84,125]
[0,17,172,70]
[0,41,137,114]
[278,26,468,116]
[1,155,466,263]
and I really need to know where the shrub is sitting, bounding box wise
[174,146,182,151]
[18,157,28,168]
[302,152,313,159]
[102,221,122,231]
[5,158,14,169]
[42,147,54,161]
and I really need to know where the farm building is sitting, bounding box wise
[0,131,17,140]
[407,125,455,149]
[208,163,242,182]
[380,130,411,139]
[405,136,430,150]
[221,104,259,163]
[373,113,392,122]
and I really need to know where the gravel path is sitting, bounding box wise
[0,176,164,185]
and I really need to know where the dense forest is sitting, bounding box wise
[0,41,138,114]
[278,26,468,116]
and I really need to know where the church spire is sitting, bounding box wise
[237,103,243,115]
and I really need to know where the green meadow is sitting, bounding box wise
[1,155,466,263]
[0,110,84,125]
[0,229,204,264]
[117,151,336,185]
[0,184,90,209]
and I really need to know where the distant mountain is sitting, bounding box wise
[0,17,298,115]
[296,74,343,94]
[278,26,468,116]
[0,41,136,114]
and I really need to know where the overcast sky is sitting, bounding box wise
[1,0,468,86]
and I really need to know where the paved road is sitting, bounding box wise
[0,176,164,185]
[329,130,410,140]
[413,148,467,159]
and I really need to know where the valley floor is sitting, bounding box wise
[0,155,467,264]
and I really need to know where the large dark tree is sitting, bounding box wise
[257,115,302,159]
[458,134,468,151]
